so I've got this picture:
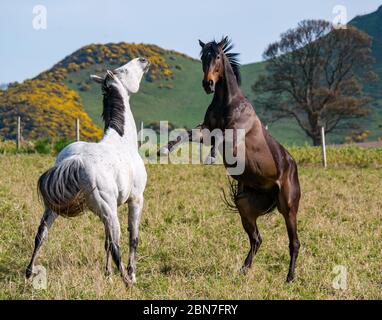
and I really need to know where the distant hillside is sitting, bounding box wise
[349,5,382,141]
[1,6,382,144]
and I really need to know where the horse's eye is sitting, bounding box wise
[217,56,220,60]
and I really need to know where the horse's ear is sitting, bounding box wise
[218,36,228,50]
[198,40,205,48]
[90,75,103,83]
[106,70,115,79]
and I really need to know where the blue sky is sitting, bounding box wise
[0,0,381,83]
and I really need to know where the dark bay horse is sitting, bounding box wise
[159,37,301,282]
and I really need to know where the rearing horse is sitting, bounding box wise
[159,37,301,282]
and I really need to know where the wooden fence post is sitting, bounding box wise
[321,126,327,168]
[199,143,203,164]
[140,121,144,143]
[76,118,80,141]
[16,116,21,150]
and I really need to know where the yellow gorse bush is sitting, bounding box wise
[0,80,102,141]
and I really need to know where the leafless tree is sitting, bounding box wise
[253,20,377,146]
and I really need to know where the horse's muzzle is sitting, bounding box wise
[203,80,215,94]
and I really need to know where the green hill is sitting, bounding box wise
[349,5,382,141]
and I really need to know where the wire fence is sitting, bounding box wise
[6,116,329,168]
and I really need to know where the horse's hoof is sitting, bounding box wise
[25,267,33,279]
[130,273,137,284]
[240,266,249,275]
[204,156,216,165]
[122,276,134,287]
[105,270,112,278]
[158,147,169,156]
[286,274,295,283]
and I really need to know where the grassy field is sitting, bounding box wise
[0,153,381,299]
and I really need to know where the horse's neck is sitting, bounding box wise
[214,57,242,107]
[103,94,138,149]
[122,100,138,148]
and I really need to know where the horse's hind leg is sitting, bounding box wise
[235,188,263,274]
[102,212,130,285]
[104,231,112,277]
[102,209,130,285]
[277,167,301,282]
[101,210,131,285]
[89,190,129,285]
[127,194,144,284]
[26,209,57,278]
[240,215,262,274]
[284,207,299,282]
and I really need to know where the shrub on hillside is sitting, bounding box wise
[34,138,52,154]
[54,138,74,154]
[345,130,370,143]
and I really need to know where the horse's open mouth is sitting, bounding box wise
[204,87,214,94]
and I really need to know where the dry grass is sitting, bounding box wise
[0,154,381,299]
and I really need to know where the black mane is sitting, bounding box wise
[200,37,241,85]
[102,81,125,136]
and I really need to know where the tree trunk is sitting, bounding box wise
[312,134,321,146]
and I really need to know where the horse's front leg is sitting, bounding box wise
[157,124,204,156]
[127,195,144,284]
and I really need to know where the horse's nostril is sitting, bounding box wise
[208,80,214,87]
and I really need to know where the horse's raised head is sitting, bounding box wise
[199,37,240,94]
[90,58,150,95]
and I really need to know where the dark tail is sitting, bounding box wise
[222,178,241,213]
[37,158,87,217]
[222,178,278,215]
